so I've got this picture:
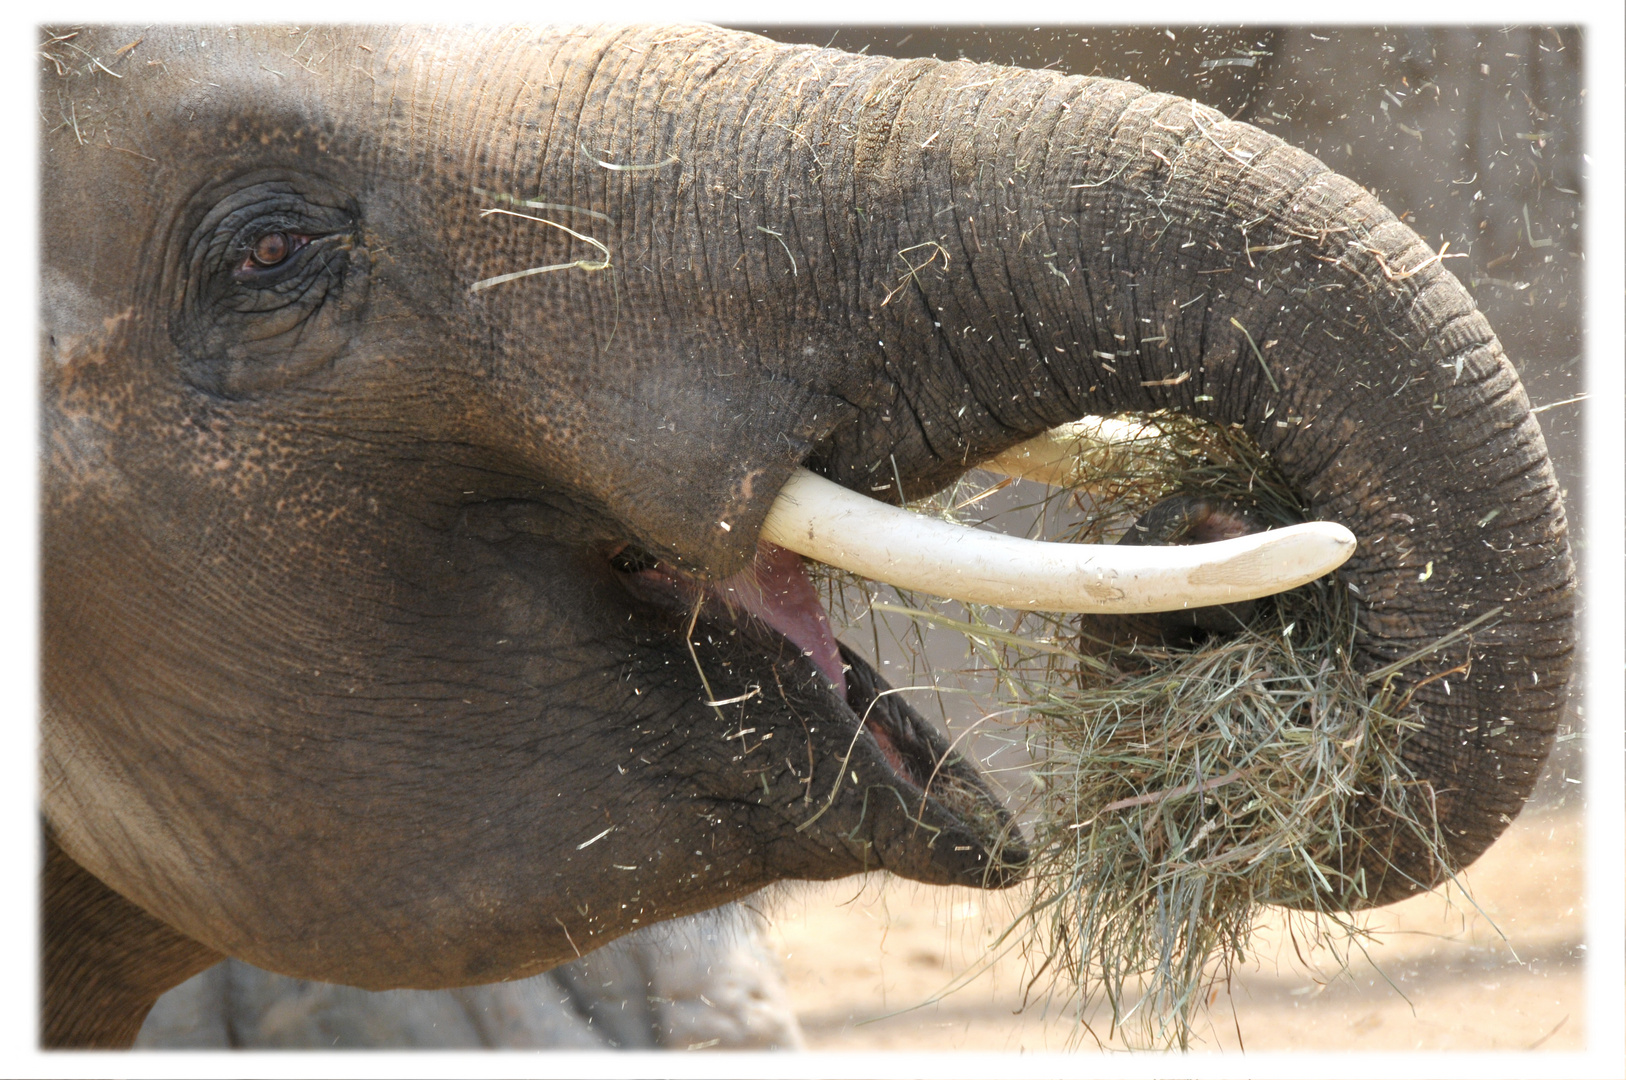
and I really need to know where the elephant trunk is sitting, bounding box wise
[772,46,1574,900]
[437,26,1572,900]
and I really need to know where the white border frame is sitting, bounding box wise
[8,4,1620,1077]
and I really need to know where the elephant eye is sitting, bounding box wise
[242,231,308,272]
[172,172,368,397]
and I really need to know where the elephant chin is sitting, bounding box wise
[614,537,1029,888]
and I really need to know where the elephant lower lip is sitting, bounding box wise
[707,543,847,697]
[835,647,928,788]
[838,642,1031,881]
[621,542,847,697]
[617,540,1025,871]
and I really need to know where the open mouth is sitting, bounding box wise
[610,536,1030,885]
[601,427,1359,887]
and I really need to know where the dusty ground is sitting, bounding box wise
[763,800,1584,1053]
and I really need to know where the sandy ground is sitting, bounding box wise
[763,800,1584,1053]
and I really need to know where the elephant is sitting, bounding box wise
[40,24,1575,1049]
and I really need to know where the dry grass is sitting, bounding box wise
[815,413,1493,1049]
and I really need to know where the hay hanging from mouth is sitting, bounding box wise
[815,412,1483,1050]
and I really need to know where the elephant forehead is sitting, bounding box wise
[42,28,346,178]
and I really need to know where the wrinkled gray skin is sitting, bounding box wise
[40,24,1573,1047]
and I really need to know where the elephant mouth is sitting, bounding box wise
[610,537,1029,887]
[600,421,1360,889]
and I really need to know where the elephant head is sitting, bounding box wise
[40,24,1574,1046]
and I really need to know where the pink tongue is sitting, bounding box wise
[714,542,846,698]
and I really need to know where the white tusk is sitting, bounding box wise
[760,467,1356,614]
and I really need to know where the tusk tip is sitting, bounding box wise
[1307,520,1358,560]
[1272,520,1357,576]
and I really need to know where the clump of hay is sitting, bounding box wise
[820,413,1485,1050]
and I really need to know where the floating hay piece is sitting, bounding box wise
[817,412,1484,1050]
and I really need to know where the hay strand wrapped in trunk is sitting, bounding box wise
[817,412,1487,1050]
